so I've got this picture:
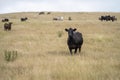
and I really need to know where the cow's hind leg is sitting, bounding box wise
[9,26,11,31]
[4,26,7,31]
[79,46,81,53]
[69,48,72,55]
[74,48,77,54]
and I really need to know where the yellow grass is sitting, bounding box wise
[0,12,120,80]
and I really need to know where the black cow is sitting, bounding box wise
[111,16,117,21]
[99,16,106,21]
[106,15,111,21]
[65,28,83,55]
[68,17,72,20]
[47,12,51,14]
[2,18,9,22]
[21,17,28,21]
[4,22,12,31]
[39,12,45,15]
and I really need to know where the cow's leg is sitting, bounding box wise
[5,27,7,31]
[79,46,81,53]
[74,48,77,54]
[69,47,72,55]
[9,26,11,31]
[7,27,9,31]
[112,19,114,22]
[6,26,9,31]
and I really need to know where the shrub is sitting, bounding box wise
[4,50,18,62]
[57,31,63,38]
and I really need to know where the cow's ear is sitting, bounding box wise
[65,28,68,32]
[73,28,77,31]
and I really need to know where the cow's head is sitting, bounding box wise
[65,28,76,38]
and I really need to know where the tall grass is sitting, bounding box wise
[57,31,63,38]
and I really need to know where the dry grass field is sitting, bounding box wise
[0,12,120,80]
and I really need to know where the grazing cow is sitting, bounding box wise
[68,17,72,20]
[65,28,83,55]
[111,16,117,21]
[53,17,57,20]
[99,16,106,21]
[39,12,45,15]
[4,22,12,31]
[2,18,9,22]
[47,12,51,14]
[21,17,28,21]
[53,16,64,21]
[106,15,111,21]
[59,16,63,21]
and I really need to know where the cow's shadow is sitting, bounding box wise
[47,51,70,56]
[47,50,84,56]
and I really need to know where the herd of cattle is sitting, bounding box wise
[1,14,117,31]
[1,17,28,31]
[0,13,118,54]
[99,15,117,21]
[39,12,51,15]
[1,12,73,31]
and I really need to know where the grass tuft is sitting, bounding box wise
[4,50,18,62]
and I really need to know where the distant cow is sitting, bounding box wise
[65,28,83,55]
[106,15,112,21]
[21,17,28,21]
[110,16,117,21]
[99,16,106,21]
[2,18,9,22]
[53,16,63,21]
[68,17,72,20]
[4,22,12,31]
[39,12,45,15]
[53,17,58,20]
[47,12,51,14]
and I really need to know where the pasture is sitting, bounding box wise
[0,12,120,80]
